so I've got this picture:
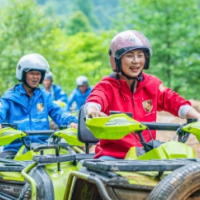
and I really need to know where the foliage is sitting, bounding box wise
[1,0,200,101]
[119,0,200,99]
[0,0,57,93]
[75,0,99,28]
[65,11,91,35]
[37,0,119,30]
[0,0,114,96]
[41,29,114,93]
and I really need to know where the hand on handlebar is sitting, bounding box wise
[87,111,107,118]
[69,122,78,129]
[86,104,107,118]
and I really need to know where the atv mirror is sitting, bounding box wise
[182,121,200,142]
[54,128,84,147]
[0,127,26,146]
[86,113,146,140]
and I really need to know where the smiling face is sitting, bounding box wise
[120,49,146,78]
[26,70,42,88]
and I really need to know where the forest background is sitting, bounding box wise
[0,0,200,100]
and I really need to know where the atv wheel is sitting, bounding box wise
[19,184,31,200]
[147,163,200,200]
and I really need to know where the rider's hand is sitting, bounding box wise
[86,104,107,118]
[186,108,200,121]
[69,122,78,129]
[87,111,107,118]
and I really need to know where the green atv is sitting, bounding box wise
[63,108,200,200]
[0,125,90,200]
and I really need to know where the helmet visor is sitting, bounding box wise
[115,46,150,59]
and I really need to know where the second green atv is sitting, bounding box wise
[0,126,89,200]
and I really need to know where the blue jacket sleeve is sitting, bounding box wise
[0,99,9,124]
[47,94,77,126]
[53,85,68,104]
[67,90,76,111]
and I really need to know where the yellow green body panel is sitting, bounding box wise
[15,146,69,161]
[125,141,195,161]
[86,114,146,140]
[45,161,78,200]
[137,141,195,160]
[54,128,84,147]
[182,121,200,142]
[0,128,26,146]
[125,147,137,160]
[0,171,24,181]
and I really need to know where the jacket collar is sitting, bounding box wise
[2,83,42,108]
[102,72,150,94]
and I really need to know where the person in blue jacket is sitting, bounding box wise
[41,71,68,104]
[0,53,77,158]
[67,76,92,112]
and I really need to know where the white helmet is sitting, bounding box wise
[44,71,53,81]
[76,76,88,86]
[16,53,50,84]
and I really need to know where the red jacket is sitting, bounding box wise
[86,73,191,158]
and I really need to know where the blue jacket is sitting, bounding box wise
[41,84,68,104]
[67,87,92,111]
[0,84,77,152]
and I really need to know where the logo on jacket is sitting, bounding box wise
[37,103,44,112]
[142,99,153,112]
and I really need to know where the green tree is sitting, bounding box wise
[0,0,116,97]
[65,11,91,35]
[75,0,99,28]
[119,0,200,99]
[43,30,113,94]
[0,0,57,94]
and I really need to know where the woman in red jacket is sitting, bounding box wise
[85,30,200,160]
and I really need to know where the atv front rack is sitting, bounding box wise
[83,159,200,173]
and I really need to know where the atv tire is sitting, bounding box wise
[18,183,31,200]
[147,163,200,200]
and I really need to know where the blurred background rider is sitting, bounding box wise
[41,71,68,106]
[67,76,92,112]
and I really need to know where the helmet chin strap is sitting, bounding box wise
[121,69,143,81]
[23,79,38,90]
[117,58,144,81]
[121,70,144,94]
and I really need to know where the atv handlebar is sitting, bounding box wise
[2,123,18,129]
[24,130,55,136]
[141,122,180,131]
[142,119,198,131]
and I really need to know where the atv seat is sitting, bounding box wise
[78,106,99,153]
